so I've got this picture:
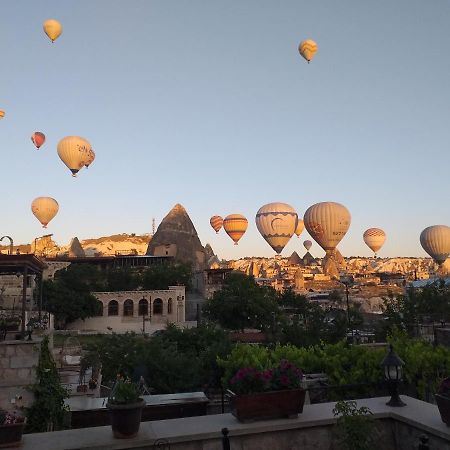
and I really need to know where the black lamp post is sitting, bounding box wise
[381,344,406,407]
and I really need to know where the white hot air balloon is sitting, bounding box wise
[57,136,92,177]
[363,228,386,255]
[255,202,298,254]
[420,225,450,265]
[31,197,59,228]
[303,202,351,253]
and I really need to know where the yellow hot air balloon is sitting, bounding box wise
[298,39,318,63]
[295,219,304,238]
[43,19,62,43]
[84,148,96,168]
[57,136,92,177]
[223,214,248,245]
[363,228,386,255]
[31,197,59,228]
[420,225,450,265]
[210,216,223,234]
[255,202,298,254]
[0,111,5,119]
[303,202,351,252]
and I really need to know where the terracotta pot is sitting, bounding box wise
[107,399,145,438]
[435,394,450,426]
[229,388,306,422]
[0,421,26,448]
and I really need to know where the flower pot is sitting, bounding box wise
[0,421,26,448]
[107,399,145,438]
[435,394,450,426]
[229,388,306,422]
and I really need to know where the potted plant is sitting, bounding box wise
[435,377,450,426]
[106,376,145,438]
[0,410,26,448]
[227,359,305,422]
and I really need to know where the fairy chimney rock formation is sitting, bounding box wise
[68,237,86,258]
[146,204,206,270]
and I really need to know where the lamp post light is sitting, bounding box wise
[381,344,406,407]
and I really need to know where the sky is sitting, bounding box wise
[1,1,449,260]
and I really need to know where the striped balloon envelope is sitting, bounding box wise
[255,202,298,254]
[57,136,92,177]
[210,216,223,234]
[363,228,386,255]
[303,202,351,253]
[223,214,248,245]
[420,225,450,265]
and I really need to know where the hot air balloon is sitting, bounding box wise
[223,214,248,245]
[255,202,298,254]
[84,149,95,168]
[298,39,318,63]
[420,225,450,265]
[303,240,312,251]
[304,202,351,252]
[210,216,223,234]
[43,19,62,43]
[31,132,45,149]
[363,228,386,255]
[57,136,92,177]
[0,111,4,119]
[295,219,304,238]
[31,197,59,228]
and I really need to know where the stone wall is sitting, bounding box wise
[0,339,40,410]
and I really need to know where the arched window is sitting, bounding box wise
[168,298,173,314]
[153,298,163,315]
[123,299,134,317]
[108,300,118,316]
[138,299,148,316]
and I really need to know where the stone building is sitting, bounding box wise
[66,286,187,333]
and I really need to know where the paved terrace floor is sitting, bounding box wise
[21,396,450,450]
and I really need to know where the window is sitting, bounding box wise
[167,298,173,314]
[153,298,163,315]
[108,300,118,316]
[138,299,148,316]
[123,299,134,317]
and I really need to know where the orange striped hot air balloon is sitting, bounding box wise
[363,228,386,255]
[295,219,304,238]
[210,216,223,234]
[298,39,318,63]
[223,214,248,245]
[31,132,46,149]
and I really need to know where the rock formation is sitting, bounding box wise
[288,251,303,266]
[68,237,85,258]
[146,204,207,270]
[294,268,305,290]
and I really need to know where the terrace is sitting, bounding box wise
[20,396,450,449]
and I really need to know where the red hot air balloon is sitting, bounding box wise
[31,132,46,149]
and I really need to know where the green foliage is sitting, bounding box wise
[140,262,192,290]
[109,378,142,405]
[333,400,374,450]
[105,267,138,291]
[26,336,69,432]
[82,325,232,393]
[202,272,281,331]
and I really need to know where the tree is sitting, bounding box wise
[26,336,68,432]
[202,273,280,331]
[140,262,192,290]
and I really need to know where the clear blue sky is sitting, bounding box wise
[1,1,449,259]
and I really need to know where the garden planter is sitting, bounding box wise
[228,388,306,422]
[435,394,450,426]
[0,421,26,448]
[107,399,145,438]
